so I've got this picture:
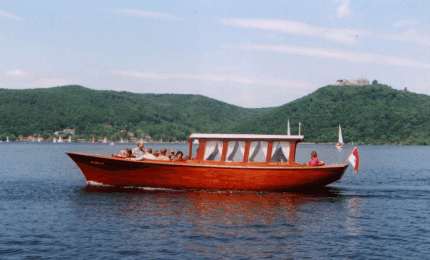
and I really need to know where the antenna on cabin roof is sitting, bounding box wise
[287,119,291,136]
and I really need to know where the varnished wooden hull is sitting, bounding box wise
[67,152,349,191]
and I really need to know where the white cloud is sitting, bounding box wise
[222,18,364,44]
[336,0,351,18]
[222,17,430,47]
[240,43,430,70]
[114,8,180,21]
[0,9,23,21]
[5,69,28,77]
[112,70,313,89]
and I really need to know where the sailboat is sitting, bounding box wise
[336,125,344,150]
[68,136,72,143]
[58,136,64,143]
[6,136,9,143]
[102,137,108,144]
[53,137,57,143]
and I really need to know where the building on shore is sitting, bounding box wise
[54,128,76,136]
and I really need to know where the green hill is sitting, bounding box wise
[235,84,430,144]
[0,85,261,141]
[0,84,429,144]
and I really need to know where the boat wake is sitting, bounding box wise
[85,181,182,193]
[86,180,113,187]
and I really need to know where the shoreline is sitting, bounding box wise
[1,141,428,146]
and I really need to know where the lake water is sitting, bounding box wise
[1,143,429,259]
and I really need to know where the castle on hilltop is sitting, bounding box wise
[335,78,370,86]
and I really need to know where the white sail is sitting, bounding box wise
[338,125,344,145]
[58,136,64,143]
[287,119,291,136]
[103,137,107,144]
[53,137,57,143]
[298,122,302,136]
[68,136,72,143]
[6,136,9,143]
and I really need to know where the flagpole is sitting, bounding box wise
[298,122,302,136]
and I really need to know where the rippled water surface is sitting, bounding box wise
[1,143,430,259]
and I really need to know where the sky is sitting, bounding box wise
[0,0,429,107]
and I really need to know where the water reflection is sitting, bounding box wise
[76,187,351,257]
[81,186,344,225]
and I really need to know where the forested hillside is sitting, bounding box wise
[1,84,429,144]
[235,84,430,144]
[0,86,261,141]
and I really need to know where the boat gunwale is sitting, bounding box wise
[67,152,349,170]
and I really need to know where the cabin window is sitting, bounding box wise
[248,141,268,162]
[271,142,290,162]
[226,141,245,162]
[204,141,223,161]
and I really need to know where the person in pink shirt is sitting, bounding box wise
[308,151,325,166]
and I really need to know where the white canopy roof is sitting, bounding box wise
[189,133,304,141]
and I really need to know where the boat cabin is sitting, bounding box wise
[188,133,304,165]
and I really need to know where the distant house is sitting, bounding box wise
[63,128,76,136]
[54,128,76,136]
[336,78,370,86]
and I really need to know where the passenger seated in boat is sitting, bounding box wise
[157,148,170,160]
[132,141,145,157]
[173,151,185,161]
[113,148,133,158]
[169,150,176,160]
[131,148,157,161]
[308,151,325,166]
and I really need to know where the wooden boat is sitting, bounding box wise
[67,133,353,191]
